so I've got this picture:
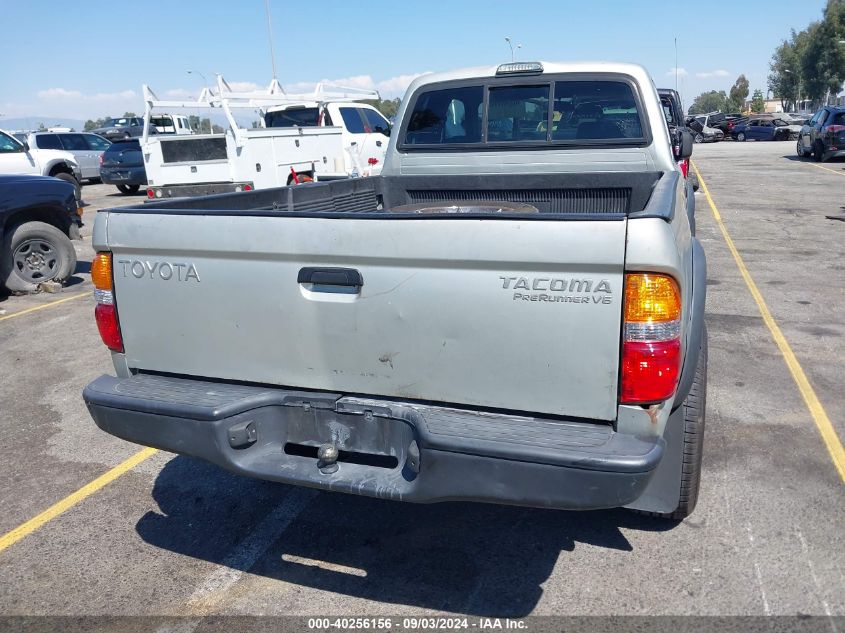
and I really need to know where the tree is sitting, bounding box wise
[727,75,750,112]
[768,35,802,110]
[84,117,109,131]
[37,122,46,131]
[363,97,402,121]
[751,89,766,113]
[688,90,728,115]
[122,111,137,118]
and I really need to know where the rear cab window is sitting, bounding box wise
[264,108,321,128]
[401,74,648,148]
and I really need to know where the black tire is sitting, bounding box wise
[797,139,807,158]
[53,172,81,202]
[813,141,825,162]
[690,171,700,192]
[0,221,77,294]
[694,133,704,144]
[737,132,746,142]
[640,328,708,520]
[117,184,140,195]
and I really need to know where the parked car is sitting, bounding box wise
[732,117,794,142]
[0,174,81,293]
[686,116,724,143]
[26,132,112,182]
[99,139,147,194]
[0,128,82,200]
[797,106,845,161]
[658,88,698,190]
[90,117,153,141]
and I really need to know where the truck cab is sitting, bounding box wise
[264,101,391,175]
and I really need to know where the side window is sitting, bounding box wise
[817,110,830,126]
[362,108,390,133]
[36,134,63,150]
[810,110,823,125]
[85,134,111,151]
[58,134,90,151]
[0,131,24,153]
[339,108,366,134]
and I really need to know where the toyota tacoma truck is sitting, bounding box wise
[83,62,706,519]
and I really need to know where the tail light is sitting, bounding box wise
[620,273,682,404]
[147,188,155,199]
[92,252,123,352]
[678,158,689,178]
[99,155,104,167]
[243,183,253,191]
[367,157,379,166]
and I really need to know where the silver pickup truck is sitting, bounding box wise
[84,62,706,519]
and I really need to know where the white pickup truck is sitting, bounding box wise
[84,62,706,519]
[264,101,392,176]
[141,80,380,199]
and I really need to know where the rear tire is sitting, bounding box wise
[117,184,140,195]
[694,133,704,144]
[797,139,808,157]
[737,132,746,142]
[636,328,708,520]
[0,221,77,294]
[813,141,825,162]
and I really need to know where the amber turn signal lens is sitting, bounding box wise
[624,274,681,323]
[91,252,113,291]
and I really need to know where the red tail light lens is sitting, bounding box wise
[147,188,155,199]
[368,157,379,166]
[679,158,689,178]
[621,340,681,403]
[95,303,124,352]
[92,252,124,352]
[620,274,682,404]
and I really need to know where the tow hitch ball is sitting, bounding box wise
[317,444,339,474]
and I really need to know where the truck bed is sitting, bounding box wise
[121,171,674,219]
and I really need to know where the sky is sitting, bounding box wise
[0,0,831,126]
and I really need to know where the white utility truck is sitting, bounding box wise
[141,77,381,199]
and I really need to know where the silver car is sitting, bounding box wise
[27,132,112,182]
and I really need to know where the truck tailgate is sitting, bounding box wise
[107,214,626,420]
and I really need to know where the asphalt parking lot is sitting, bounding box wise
[1,146,844,621]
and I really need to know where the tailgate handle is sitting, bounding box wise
[298,267,363,288]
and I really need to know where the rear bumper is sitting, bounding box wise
[83,374,664,510]
[147,182,253,198]
[100,166,147,186]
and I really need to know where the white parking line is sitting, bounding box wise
[185,487,317,613]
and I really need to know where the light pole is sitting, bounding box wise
[504,37,522,62]
[187,70,210,133]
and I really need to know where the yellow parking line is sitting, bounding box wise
[806,163,845,177]
[692,161,845,484]
[0,291,91,322]
[0,447,158,554]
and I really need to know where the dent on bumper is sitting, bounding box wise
[83,374,664,510]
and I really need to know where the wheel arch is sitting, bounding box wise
[3,205,72,239]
